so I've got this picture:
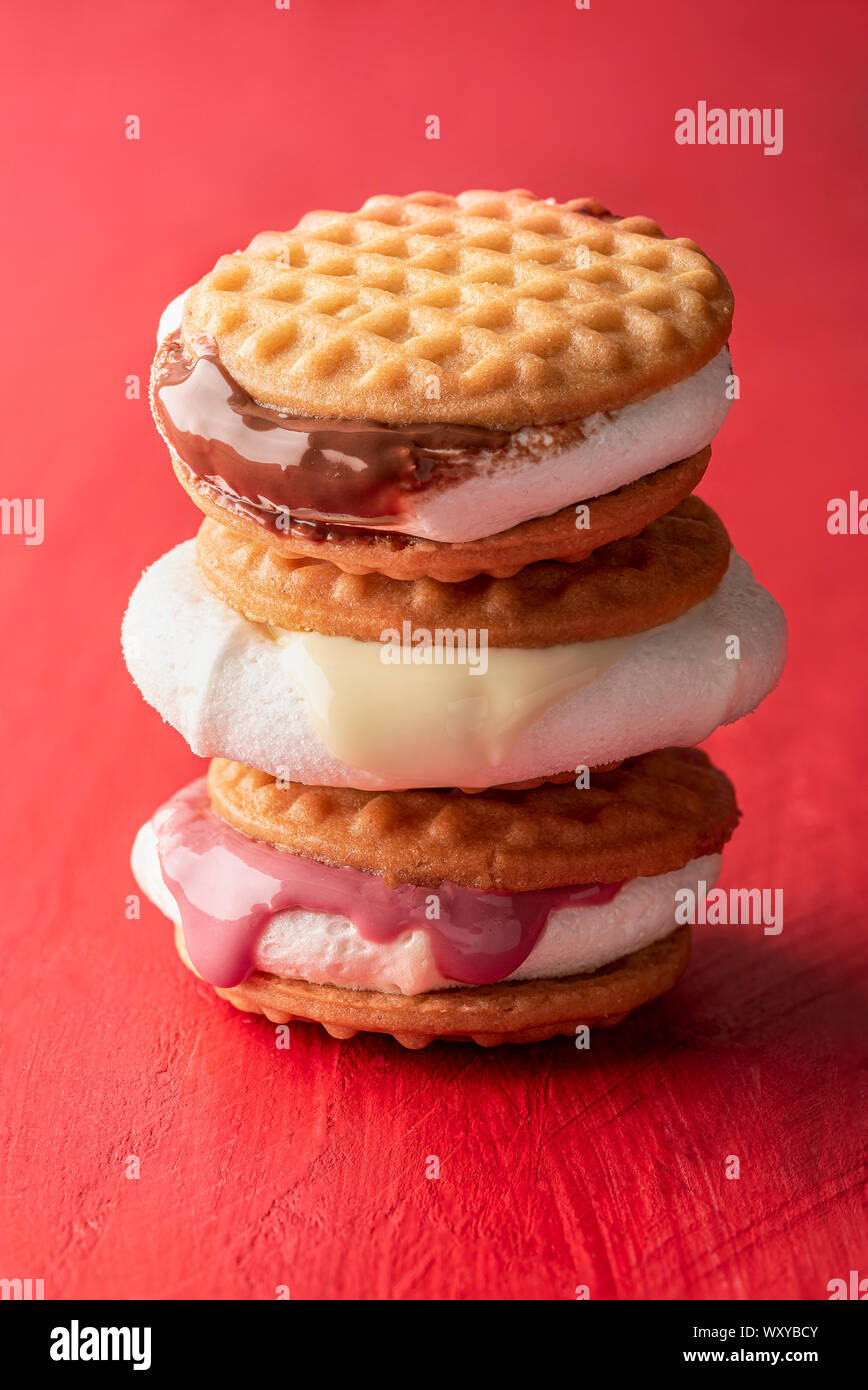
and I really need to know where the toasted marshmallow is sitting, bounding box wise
[122,540,786,790]
[131,814,720,995]
[157,290,733,543]
[393,349,734,541]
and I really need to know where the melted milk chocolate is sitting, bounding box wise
[154,780,623,989]
[153,332,512,525]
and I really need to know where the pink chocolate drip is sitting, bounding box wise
[153,780,624,989]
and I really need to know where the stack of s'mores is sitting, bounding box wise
[123,191,786,1047]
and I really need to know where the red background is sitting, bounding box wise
[1,0,866,1301]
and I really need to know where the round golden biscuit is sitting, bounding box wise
[173,448,710,581]
[174,923,691,1048]
[207,748,739,893]
[180,190,733,428]
[195,495,731,647]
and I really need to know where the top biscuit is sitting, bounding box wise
[180,190,733,428]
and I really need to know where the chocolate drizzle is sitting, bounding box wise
[152,331,512,526]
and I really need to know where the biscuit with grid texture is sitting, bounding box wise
[194,494,730,647]
[207,748,738,892]
[174,447,710,581]
[175,923,690,1047]
[180,190,733,428]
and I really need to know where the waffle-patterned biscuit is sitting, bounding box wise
[207,748,738,892]
[181,190,733,428]
[175,922,690,1047]
[174,448,710,581]
[195,495,730,647]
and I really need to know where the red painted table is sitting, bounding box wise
[1,0,866,1300]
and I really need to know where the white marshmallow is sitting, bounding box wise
[157,289,733,543]
[122,540,786,789]
[131,816,719,995]
[394,349,734,541]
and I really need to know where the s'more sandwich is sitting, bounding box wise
[123,191,786,1045]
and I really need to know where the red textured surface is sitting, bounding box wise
[1,0,866,1301]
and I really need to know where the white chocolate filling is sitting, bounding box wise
[271,626,630,786]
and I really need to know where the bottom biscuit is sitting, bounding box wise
[173,922,690,1048]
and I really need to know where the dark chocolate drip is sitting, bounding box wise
[184,468,417,548]
[152,331,512,524]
